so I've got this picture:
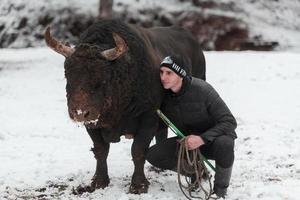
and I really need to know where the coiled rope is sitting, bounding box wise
[177,138,213,200]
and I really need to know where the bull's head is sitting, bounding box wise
[45,27,129,129]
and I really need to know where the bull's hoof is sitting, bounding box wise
[90,175,110,192]
[129,181,150,194]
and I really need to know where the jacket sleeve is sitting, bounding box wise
[200,85,237,143]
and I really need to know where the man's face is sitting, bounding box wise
[160,66,182,91]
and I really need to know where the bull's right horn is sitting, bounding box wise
[44,27,75,57]
[100,32,128,61]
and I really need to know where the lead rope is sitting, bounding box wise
[177,138,213,200]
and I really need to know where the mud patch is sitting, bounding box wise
[3,182,70,199]
[147,165,166,174]
[1,176,92,199]
[72,184,95,195]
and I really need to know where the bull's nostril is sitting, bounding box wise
[84,111,89,118]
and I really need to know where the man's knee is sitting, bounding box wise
[214,135,234,151]
[213,135,235,168]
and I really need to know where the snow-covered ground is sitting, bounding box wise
[0,48,299,199]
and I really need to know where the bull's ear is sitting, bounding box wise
[100,32,128,61]
[44,27,75,57]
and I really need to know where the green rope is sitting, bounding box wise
[156,109,215,172]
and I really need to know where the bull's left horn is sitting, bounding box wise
[100,32,128,61]
[44,27,75,57]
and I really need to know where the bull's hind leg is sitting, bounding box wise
[129,140,150,194]
[86,127,110,191]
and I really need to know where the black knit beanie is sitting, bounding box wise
[160,55,187,77]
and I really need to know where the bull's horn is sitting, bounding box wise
[44,27,75,57]
[100,32,128,61]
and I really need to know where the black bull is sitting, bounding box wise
[45,19,205,194]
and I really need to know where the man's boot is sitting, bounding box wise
[213,165,232,198]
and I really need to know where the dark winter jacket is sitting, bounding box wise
[162,76,237,143]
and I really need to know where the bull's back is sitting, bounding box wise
[145,26,206,80]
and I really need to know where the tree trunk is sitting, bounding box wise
[99,0,114,19]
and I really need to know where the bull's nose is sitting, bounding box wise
[75,109,90,119]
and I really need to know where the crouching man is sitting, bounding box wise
[147,55,237,199]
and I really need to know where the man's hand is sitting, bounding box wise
[185,135,205,150]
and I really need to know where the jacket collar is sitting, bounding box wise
[167,76,192,97]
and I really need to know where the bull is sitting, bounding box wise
[44,19,205,194]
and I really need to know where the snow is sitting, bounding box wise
[0,48,299,199]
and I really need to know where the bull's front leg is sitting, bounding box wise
[86,127,110,191]
[129,112,158,194]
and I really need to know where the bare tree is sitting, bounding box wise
[99,0,114,18]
